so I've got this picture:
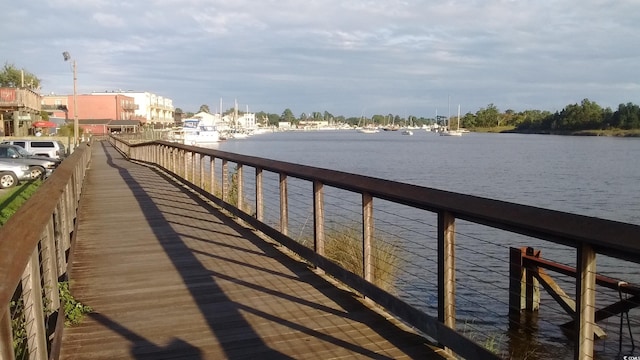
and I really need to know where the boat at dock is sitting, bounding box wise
[167,118,220,145]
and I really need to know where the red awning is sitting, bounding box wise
[32,121,58,128]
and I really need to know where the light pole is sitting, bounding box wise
[62,51,78,147]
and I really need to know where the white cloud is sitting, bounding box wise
[3,0,640,116]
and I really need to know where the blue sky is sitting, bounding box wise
[4,0,639,118]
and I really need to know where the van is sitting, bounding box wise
[2,139,67,160]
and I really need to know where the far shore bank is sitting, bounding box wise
[471,126,640,137]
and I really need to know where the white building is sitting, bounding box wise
[92,91,175,126]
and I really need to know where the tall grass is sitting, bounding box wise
[306,223,401,293]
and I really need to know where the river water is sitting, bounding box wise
[211,129,640,358]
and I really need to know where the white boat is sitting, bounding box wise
[357,127,379,134]
[401,129,414,135]
[228,129,250,139]
[440,104,464,137]
[168,118,220,145]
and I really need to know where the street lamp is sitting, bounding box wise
[62,51,78,147]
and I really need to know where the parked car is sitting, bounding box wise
[1,139,67,160]
[0,144,61,179]
[0,160,31,189]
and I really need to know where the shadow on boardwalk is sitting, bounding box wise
[60,141,446,359]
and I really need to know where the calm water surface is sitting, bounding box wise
[217,130,640,225]
[213,130,640,358]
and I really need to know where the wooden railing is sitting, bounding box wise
[0,143,91,360]
[111,136,640,360]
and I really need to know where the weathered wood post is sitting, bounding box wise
[209,156,215,195]
[255,168,263,221]
[199,153,205,189]
[313,180,325,265]
[525,247,541,312]
[279,173,288,236]
[509,247,523,323]
[221,159,228,203]
[362,192,373,284]
[575,244,596,360]
[236,164,244,212]
[438,211,456,329]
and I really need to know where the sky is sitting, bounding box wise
[3,0,640,118]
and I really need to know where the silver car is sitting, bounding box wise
[0,160,31,188]
[0,144,60,179]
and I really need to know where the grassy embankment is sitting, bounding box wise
[0,181,41,225]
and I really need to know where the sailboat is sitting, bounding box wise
[357,115,379,133]
[440,104,463,136]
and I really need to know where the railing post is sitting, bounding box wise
[313,180,325,258]
[199,153,205,189]
[575,244,596,360]
[209,156,215,195]
[0,305,15,360]
[509,247,523,324]
[255,168,263,221]
[362,192,373,283]
[236,164,244,212]
[524,247,540,312]
[438,211,456,330]
[221,160,228,203]
[21,249,48,360]
[183,150,188,180]
[191,152,197,184]
[42,222,61,314]
[279,173,288,236]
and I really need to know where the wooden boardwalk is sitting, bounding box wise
[59,142,447,359]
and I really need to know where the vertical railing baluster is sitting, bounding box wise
[313,180,325,258]
[279,173,288,236]
[438,211,456,330]
[255,168,263,221]
[21,248,48,360]
[362,192,373,283]
[575,244,596,360]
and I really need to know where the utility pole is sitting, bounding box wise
[63,51,79,147]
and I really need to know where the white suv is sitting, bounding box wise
[2,139,67,160]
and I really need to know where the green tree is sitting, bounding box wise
[475,104,500,127]
[612,103,640,129]
[267,113,280,126]
[198,104,210,113]
[0,63,41,89]
[281,108,295,123]
[558,99,603,130]
[461,112,476,128]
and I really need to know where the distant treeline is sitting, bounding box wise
[458,99,640,132]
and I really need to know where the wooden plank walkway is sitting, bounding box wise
[59,142,447,359]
